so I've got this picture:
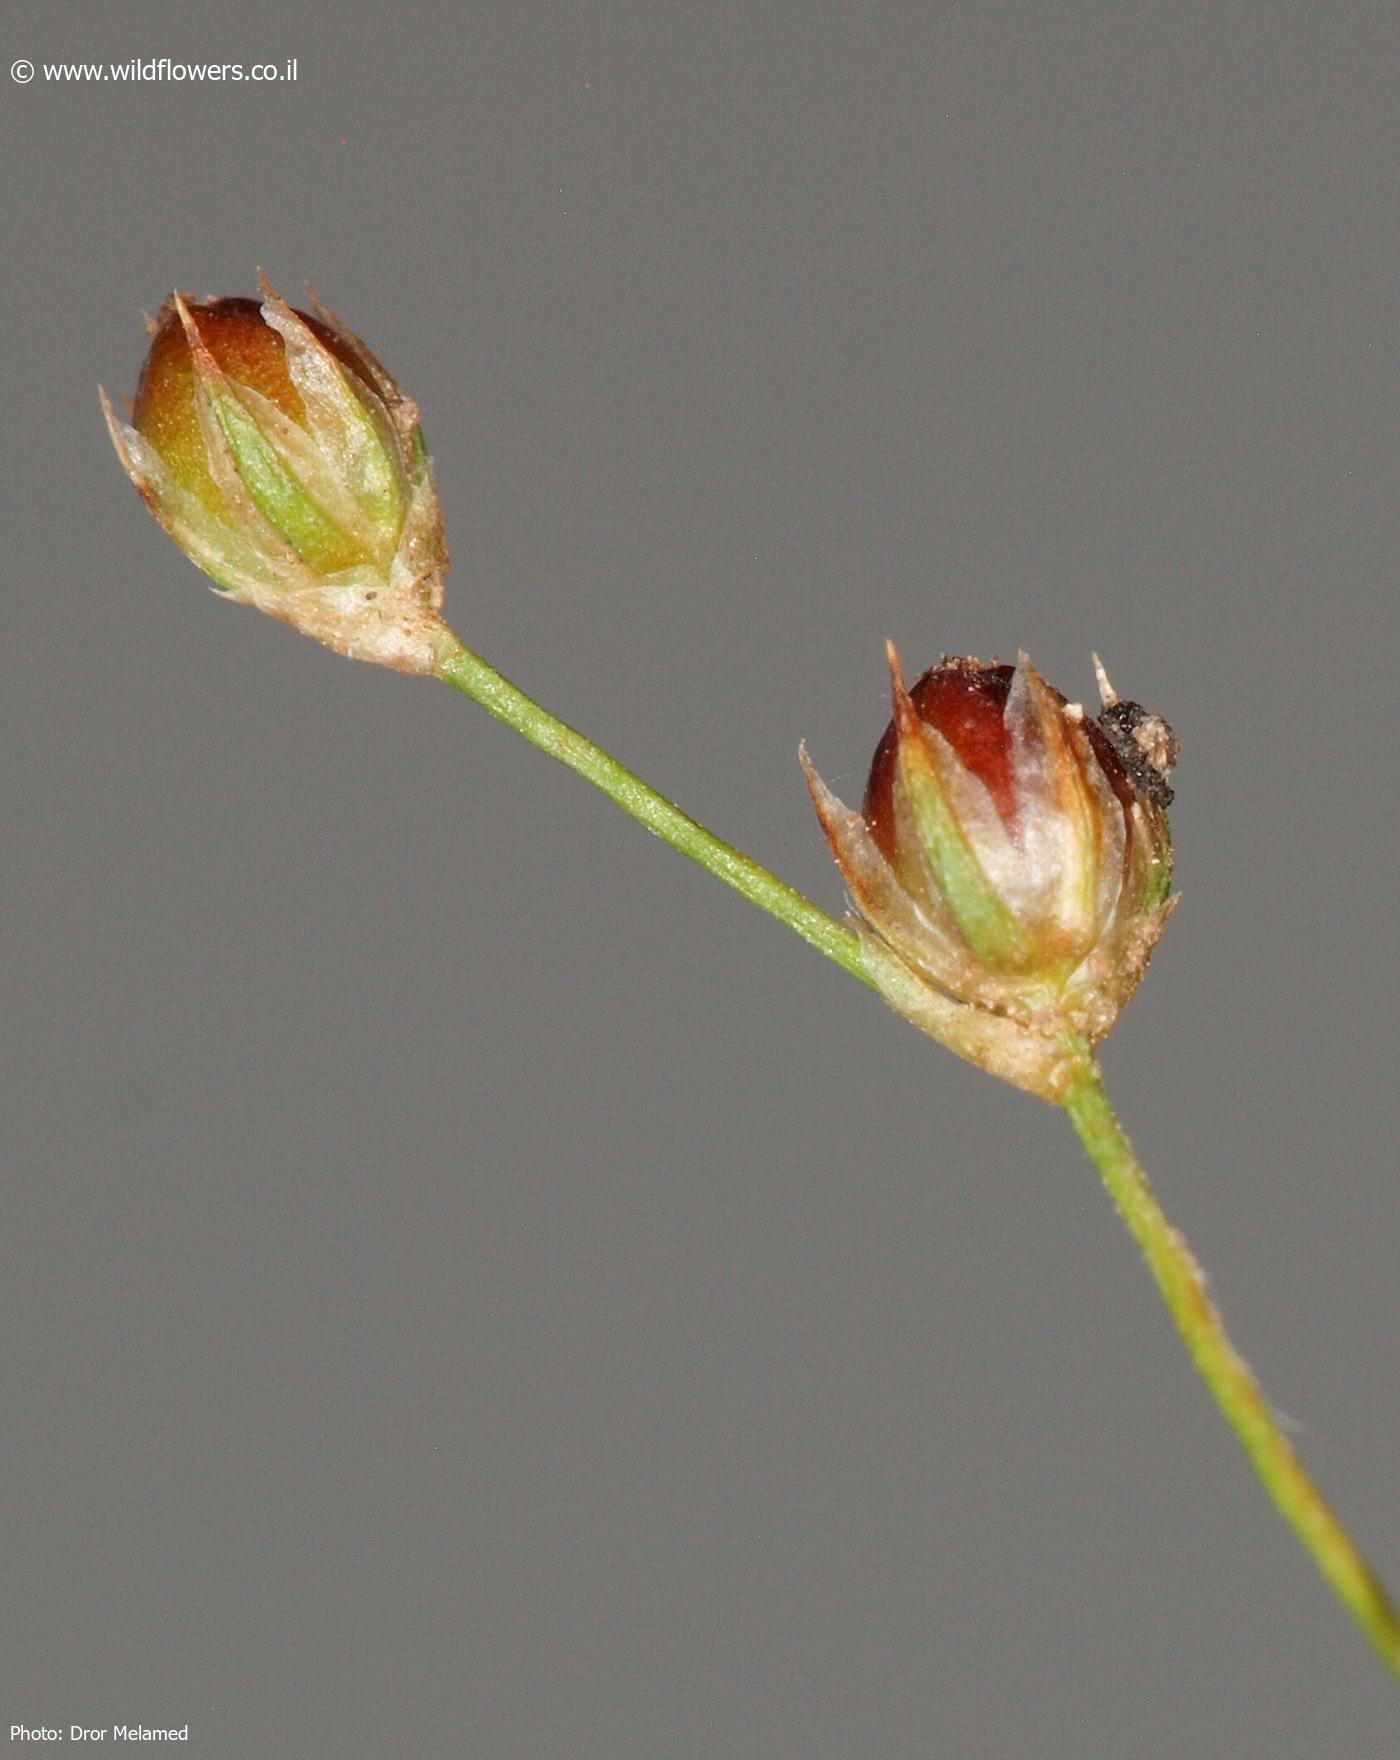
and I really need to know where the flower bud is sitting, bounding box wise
[102,278,449,672]
[803,647,1177,1100]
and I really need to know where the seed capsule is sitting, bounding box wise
[102,279,450,672]
[804,647,1177,1098]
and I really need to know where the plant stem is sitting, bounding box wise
[435,622,1398,1683]
[433,629,871,989]
[1061,1051,1400,1684]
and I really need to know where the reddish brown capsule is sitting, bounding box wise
[804,647,1177,1098]
[103,278,449,671]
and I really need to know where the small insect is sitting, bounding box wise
[1091,654,1180,808]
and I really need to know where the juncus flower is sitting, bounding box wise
[803,646,1177,1098]
[102,277,449,672]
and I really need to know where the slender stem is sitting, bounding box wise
[1061,1051,1400,1683]
[433,628,872,988]
[433,620,1397,1682]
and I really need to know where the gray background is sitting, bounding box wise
[4,2,1398,1754]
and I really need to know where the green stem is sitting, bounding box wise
[434,620,1398,1683]
[433,629,871,988]
[1061,1051,1400,1684]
